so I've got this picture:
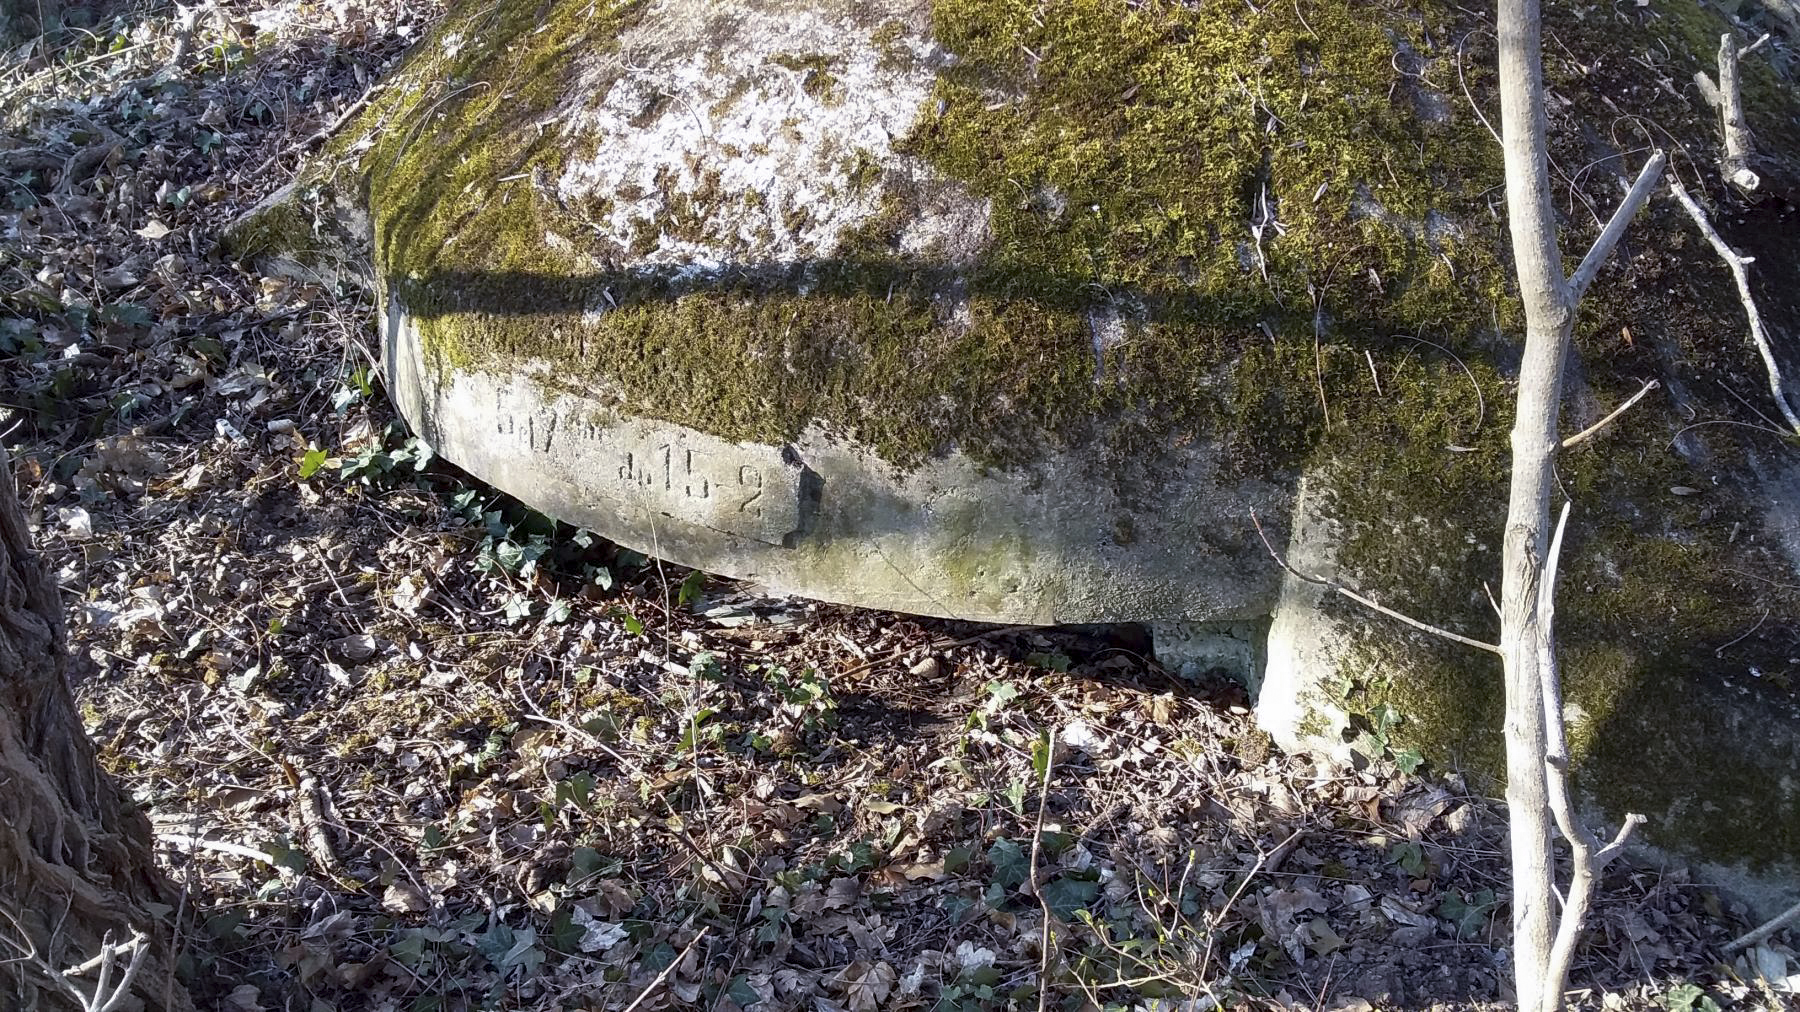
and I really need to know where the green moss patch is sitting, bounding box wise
[353,0,1527,475]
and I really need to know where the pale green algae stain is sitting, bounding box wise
[299,0,1800,869]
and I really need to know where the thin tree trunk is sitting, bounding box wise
[0,449,191,1011]
[1493,0,1666,999]
[1495,0,1573,1005]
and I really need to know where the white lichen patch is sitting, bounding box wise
[1086,299,1147,382]
[897,177,993,268]
[554,0,985,273]
[1087,304,1126,382]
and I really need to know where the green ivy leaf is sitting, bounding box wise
[298,447,329,479]
[944,846,974,875]
[99,302,151,327]
[203,911,244,939]
[1040,875,1101,919]
[987,838,1028,890]
[547,907,583,953]
[726,974,761,1007]
[1662,983,1721,1012]
[266,836,310,874]
[639,941,678,973]
[1387,841,1427,877]
[1004,779,1027,814]
[1369,702,1403,738]
[1352,731,1387,763]
[569,846,614,881]
[1436,888,1496,939]
[388,931,428,966]
[678,569,706,607]
[692,652,723,681]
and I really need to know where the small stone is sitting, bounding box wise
[329,634,379,663]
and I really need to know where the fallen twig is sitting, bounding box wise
[1562,379,1660,449]
[1197,827,1304,993]
[1725,896,1800,952]
[834,629,1013,680]
[1311,284,1331,428]
[618,928,709,1012]
[1030,727,1058,1012]
[298,82,390,152]
[1667,179,1800,434]
[1250,509,1502,654]
[155,832,278,866]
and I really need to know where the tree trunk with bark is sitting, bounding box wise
[1495,0,1567,998]
[1495,0,1659,1007]
[0,450,190,1011]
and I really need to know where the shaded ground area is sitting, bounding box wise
[1,2,1795,1010]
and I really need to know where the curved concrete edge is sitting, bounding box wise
[1636,838,1800,923]
[382,297,1290,626]
[1257,476,1357,766]
[1257,478,1800,920]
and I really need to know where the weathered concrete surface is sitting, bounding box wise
[234,0,1800,913]
[385,296,1287,624]
[1258,477,1800,918]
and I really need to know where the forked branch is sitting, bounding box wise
[1562,379,1661,450]
[0,912,151,1012]
[1693,34,1764,193]
[1534,501,1646,1008]
[1566,151,1668,302]
[1668,179,1800,434]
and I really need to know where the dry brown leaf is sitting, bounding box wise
[835,960,896,1012]
[380,880,428,914]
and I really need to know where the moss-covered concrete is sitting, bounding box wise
[336,0,1531,473]
[258,0,1800,886]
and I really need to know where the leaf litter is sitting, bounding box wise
[2,1,1797,1010]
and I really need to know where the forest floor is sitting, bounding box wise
[2,2,1796,1010]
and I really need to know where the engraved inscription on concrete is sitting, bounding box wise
[482,397,804,545]
[383,304,803,547]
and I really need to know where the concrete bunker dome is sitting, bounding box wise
[235,0,1800,912]
[368,0,1519,629]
